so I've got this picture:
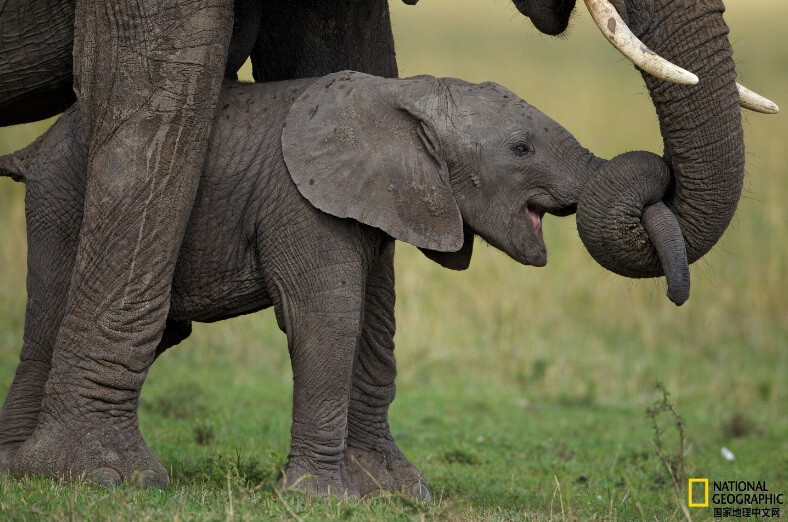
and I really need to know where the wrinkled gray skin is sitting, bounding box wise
[0,0,402,492]
[1,72,604,498]
[574,0,744,297]
[0,0,748,494]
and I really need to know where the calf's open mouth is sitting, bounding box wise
[527,205,545,234]
[515,198,577,266]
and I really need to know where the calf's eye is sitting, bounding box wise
[511,141,532,156]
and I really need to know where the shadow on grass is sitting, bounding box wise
[170,452,283,490]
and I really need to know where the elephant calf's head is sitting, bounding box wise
[282,71,594,269]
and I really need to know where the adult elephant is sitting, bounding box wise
[0,0,778,493]
[0,0,404,491]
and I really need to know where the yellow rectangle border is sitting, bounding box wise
[688,478,709,507]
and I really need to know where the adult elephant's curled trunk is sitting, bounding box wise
[577,152,690,305]
[574,0,764,305]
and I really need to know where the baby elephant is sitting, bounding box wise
[1,71,596,498]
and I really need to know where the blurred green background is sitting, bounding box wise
[0,1,784,519]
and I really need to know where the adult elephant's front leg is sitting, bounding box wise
[12,0,233,487]
[344,242,432,502]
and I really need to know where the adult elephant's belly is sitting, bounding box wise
[0,0,76,126]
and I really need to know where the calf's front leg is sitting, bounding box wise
[344,242,432,502]
[273,246,368,498]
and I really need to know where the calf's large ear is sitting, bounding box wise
[419,231,475,271]
[282,71,464,253]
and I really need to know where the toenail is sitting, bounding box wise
[412,483,432,504]
[131,469,168,489]
[87,467,122,486]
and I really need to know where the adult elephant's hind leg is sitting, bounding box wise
[0,242,74,471]
[0,116,84,470]
[12,0,233,487]
[344,242,432,502]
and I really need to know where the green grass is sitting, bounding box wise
[0,0,785,519]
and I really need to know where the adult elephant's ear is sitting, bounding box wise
[282,71,464,253]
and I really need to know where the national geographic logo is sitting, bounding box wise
[689,479,709,507]
[688,479,784,518]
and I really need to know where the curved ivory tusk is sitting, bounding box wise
[584,0,699,85]
[738,83,780,114]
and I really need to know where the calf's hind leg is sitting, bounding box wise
[344,242,432,502]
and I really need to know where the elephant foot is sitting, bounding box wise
[344,445,432,502]
[0,442,21,473]
[0,357,52,473]
[12,415,168,488]
[279,457,360,499]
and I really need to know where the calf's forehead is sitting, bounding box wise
[442,81,545,141]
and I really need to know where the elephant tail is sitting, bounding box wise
[0,134,44,183]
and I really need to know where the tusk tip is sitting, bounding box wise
[678,72,700,86]
[737,83,780,114]
[759,102,779,115]
[652,68,697,86]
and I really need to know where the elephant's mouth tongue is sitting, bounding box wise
[510,203,549,266]
[528,206,544,235]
